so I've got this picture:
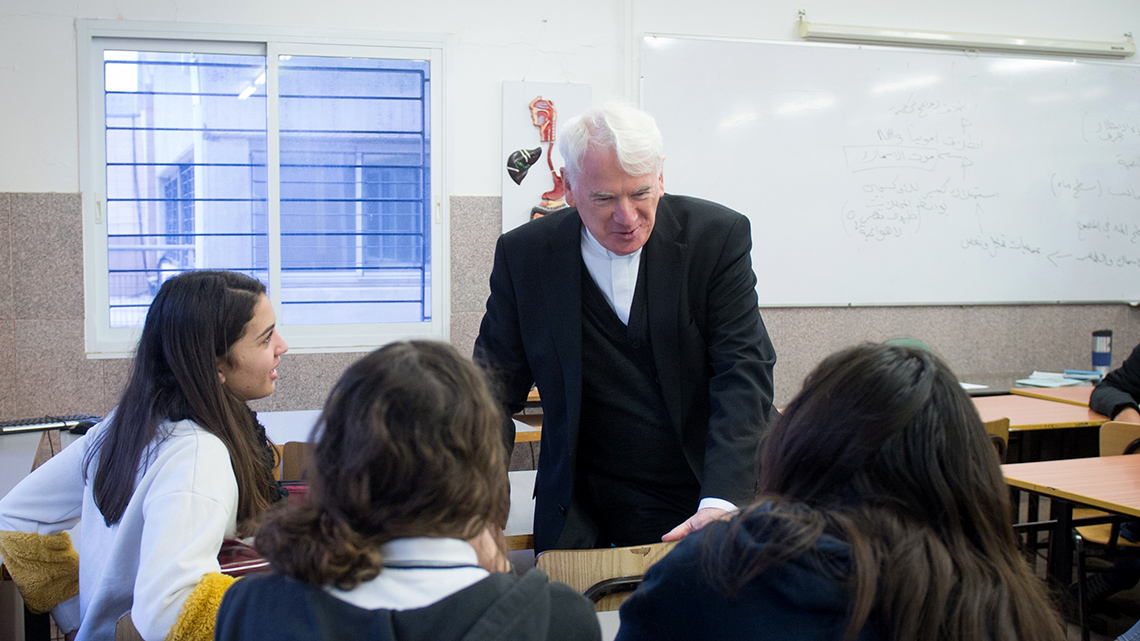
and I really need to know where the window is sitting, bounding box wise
[161,160,195,285]
[79,22,447,355]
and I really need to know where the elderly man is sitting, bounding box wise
[476,102,776,551]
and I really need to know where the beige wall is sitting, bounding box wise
[3,190,1140,422]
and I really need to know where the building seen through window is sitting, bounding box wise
[103,49,432,329]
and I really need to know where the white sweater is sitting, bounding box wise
[0,415,238,641]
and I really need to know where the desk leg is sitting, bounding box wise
[1009,488,1035,561]
[1047,498,1074,588]
[1027,494,1041,555]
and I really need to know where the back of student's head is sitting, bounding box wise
[761,343,1004,544]
[256,340,510,589]
[708,343,1063,641]
[90,270,276,533]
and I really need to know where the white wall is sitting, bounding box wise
[2,0,1138,196]
[0,0,625,196]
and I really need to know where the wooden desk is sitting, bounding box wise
[973,394,1107,432]
[1009,385,1094,407]
[513,415,542,444]
[1003,456,1140,585]
[1004,456,1140,517]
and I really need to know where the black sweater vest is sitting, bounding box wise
[577,259,694,488]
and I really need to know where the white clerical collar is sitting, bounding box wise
[580,226,642,325]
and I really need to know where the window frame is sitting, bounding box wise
[78,20,449,357]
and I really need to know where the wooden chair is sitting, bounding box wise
[983,417,1010,463]
[536,542,676,611]
[269,442,284,480]
[1073,421,1140,529]
[115,615,144,641]
[280,441,312,481]
[1072,421,1140,641]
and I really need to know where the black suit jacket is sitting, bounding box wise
[475,194,777,551]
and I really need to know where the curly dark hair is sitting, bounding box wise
[254,340,510,589]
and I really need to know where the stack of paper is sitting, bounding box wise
[1015,371,1082,388]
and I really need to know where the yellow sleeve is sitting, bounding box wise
[164,572,237,641]
[0,530,80,614]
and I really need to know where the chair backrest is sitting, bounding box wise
[280,441,312,481]
[983,417,1010,462]
[116,614,144,641]
[536,542,677,611]
[1100,421,1140,457]
[30,430,64,472]
[269,442,283,480]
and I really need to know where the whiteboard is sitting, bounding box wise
[640,35,1140,305]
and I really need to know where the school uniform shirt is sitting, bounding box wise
[216,537,601,641]
[0,414,239,641]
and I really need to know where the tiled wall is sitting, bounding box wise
[1,193,119,420]
[0,193,506,421]
[2,191,1139,422]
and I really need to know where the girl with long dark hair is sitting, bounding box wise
[216,341,599,641]
[616,343,1064,641]
[0,270,288,641]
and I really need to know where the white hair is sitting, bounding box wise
[559,101,664,183]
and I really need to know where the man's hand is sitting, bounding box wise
[661,507,731,542]
[467,525,512,573]
[1115,407,1140,424]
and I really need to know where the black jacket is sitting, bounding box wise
[1091,342,1140,419]
[216,569,600,641]
[475,195,777,551]
[615,510,881,641]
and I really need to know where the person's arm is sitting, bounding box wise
[662,506,733,542]
[0,430,91,635]
[1117,407,1140,424]
[474,235,538,452]
[1092,343,1140,421]
[130,434,239,641]
[667,215,776,540]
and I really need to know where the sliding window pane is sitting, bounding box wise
[103,50,268,327]
[278,55,431,325]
